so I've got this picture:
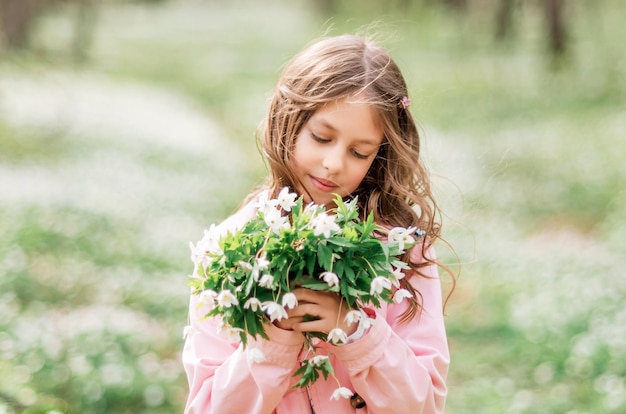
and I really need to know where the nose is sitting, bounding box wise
[321,146,344,173]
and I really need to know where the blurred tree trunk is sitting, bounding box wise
[494,0,515,40]
[0,0,98,60]
[313,0,337,15]
[443,0,468,12]
[544,0,566,56]
[72,0,97,63]
[0,0,42,48]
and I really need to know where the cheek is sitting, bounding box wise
[347,162,374,188]
[293,138,317,168]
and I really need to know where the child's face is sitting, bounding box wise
[292,97,383,208]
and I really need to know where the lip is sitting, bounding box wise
[309,175,338,192]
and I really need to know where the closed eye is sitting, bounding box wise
[311,132,330,143]
[351,149,369,159]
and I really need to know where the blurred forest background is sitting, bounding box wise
[0,0,624,413]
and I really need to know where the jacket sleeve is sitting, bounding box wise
[331,246,450,413]
[182,293,305,413]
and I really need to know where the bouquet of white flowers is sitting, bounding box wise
[188,188,423,392]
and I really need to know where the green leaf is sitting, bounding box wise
[320,358,335,380]
[300,281,339,292]
[347,286,369,297]
[245,310,258,337]
[343,264,356,282]
[317,242,332,269]
[328,237,355,248]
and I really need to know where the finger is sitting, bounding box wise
[292,288,338,306]
[292,319,331,334]
[273,316,304,331]
[287,304,327,319]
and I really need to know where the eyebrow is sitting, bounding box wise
[312,119,382,146]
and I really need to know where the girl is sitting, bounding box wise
[183,34,451,413]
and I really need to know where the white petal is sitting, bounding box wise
[327,328,348,345]
[344,310,362,325]
[247,348,266,364]
[282,292,298,309]
[309,355,329,366]
[330,387,353,400]
[393,288,413,303]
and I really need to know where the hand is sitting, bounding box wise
[285,288,358,339]
[272,312,305,331]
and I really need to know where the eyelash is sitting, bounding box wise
[310,133,369,160]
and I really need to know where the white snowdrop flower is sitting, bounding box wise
[190,224,222,259]
[311,212,340,238]
[327,328,348,345]
[309,355,329,366]
[247,348,266,364]
[261,301,288,322]
[216,290,239,308]
[282,292,298,309]
[182,325,196,339]
[393,289,413,303]
[202,224,222,249]
[199,289,218,306]
[319,271,339,288]
[391,266,405,282]
[252,257,270,281]
[216,321,243,342]
[258,274,275,289]
[388,226,417,252]
[330,387,353,400]
[303,201,319,215]
[344,310,362,326]
[238,261,253,271]
[189,240,213,271]
[277,187,297,212]
[189,224,223,271]
[255,189,278,215]
[244,297,262,312]
[264,208,290,234]
[242,257,269,281]
[370,276,392,295]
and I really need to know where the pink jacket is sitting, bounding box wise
[182,202,449,413]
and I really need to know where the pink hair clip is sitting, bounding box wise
[399,96,411,109]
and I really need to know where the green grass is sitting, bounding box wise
[1,0,625,412]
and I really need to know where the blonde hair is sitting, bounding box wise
[257,34,453,320]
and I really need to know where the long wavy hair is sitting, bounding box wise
[255,34,454,320]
